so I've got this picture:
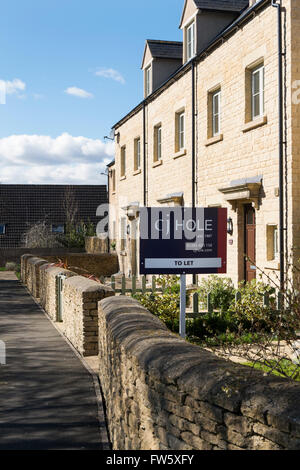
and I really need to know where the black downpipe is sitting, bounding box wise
[143,102,147,207]
[272,0,285,291]
[192,60,197,285]
[192,60,196,208]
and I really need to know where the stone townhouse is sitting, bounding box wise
[107,0,300,286]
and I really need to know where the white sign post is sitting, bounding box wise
[179,274,186,339]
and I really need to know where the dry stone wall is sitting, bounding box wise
[98,296,300,451]
[21,254,114,356]
[62,276,114,356]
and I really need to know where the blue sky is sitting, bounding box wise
[0,0,184,184]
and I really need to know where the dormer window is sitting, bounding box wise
[186,21,195,61]
[145,65,152,97]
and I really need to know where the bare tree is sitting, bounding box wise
[62,186,78,227]
[22,219,62,248]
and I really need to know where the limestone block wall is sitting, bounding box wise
[43,253,119,278]
[98,296,300,451]
[27,257,49,299]
[42,266,76,321]
[21,255,115,357]
[85,237,109,254]
[20,254,35,283]
[62,277,114,356]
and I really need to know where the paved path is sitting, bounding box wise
[0,277,110,450]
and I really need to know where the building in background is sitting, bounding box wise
[108,0,299,286]
[0,184,107,248]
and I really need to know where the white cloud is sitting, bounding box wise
[65,86,94,99]
[0,133,114,184]
[0,78,26,95]
[95,68,125,84]
[0,79,26,103]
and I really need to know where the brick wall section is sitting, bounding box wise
[98,296,300,451]
[85,237,109,254]
[62,277,114,356]
[43,253,119,278]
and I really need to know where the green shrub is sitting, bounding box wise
[197,275,236,313]
[61,220,96,248]
[134,276,180,332]
[228,280,276,333]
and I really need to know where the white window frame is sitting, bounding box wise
[186,21,195,61]
[0,224,6,235]
[178,112,185,150]
[135,137,141,170]
[273,227,279,259]
[251,65,265,120]
[156,125,162,161]
[145,65,152,97]
[212,90,221,136]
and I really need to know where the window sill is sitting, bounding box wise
[152,160,163,168]
[264,261,280,271]
[133,169,141,176]
[120,176,126,181]
[173,149,187,159]
[111,191,116,195]
[205,134,223,147]
[242,115,267,133]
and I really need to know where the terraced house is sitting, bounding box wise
[108,0,300,286]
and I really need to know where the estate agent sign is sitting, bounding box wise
[140,207,227,275]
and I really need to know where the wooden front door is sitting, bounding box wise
[244,204,256,282]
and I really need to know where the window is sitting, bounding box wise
[273,227,279,259]
[134,138,141,171]
[154,125,162,162]
[145,65,152,97]
[111,169,116,192]
[175,111,185,152]
[112,221,116,240]
[52,224,65,234]
[0,224,6,235]
[120,217,127,251]
[179,112,185,150]
[212,90,221,136]
[267,225,279,261]
[121,146,126,177]
[186,21,195,61]
[251,65,264,119]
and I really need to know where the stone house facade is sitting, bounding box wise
[108,0,300,286]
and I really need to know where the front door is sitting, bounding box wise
[244,204,256,282]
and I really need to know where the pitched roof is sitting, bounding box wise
[146,40,183,60]
[194,0,249,12]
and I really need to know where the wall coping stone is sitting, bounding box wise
[65,275,114,295]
